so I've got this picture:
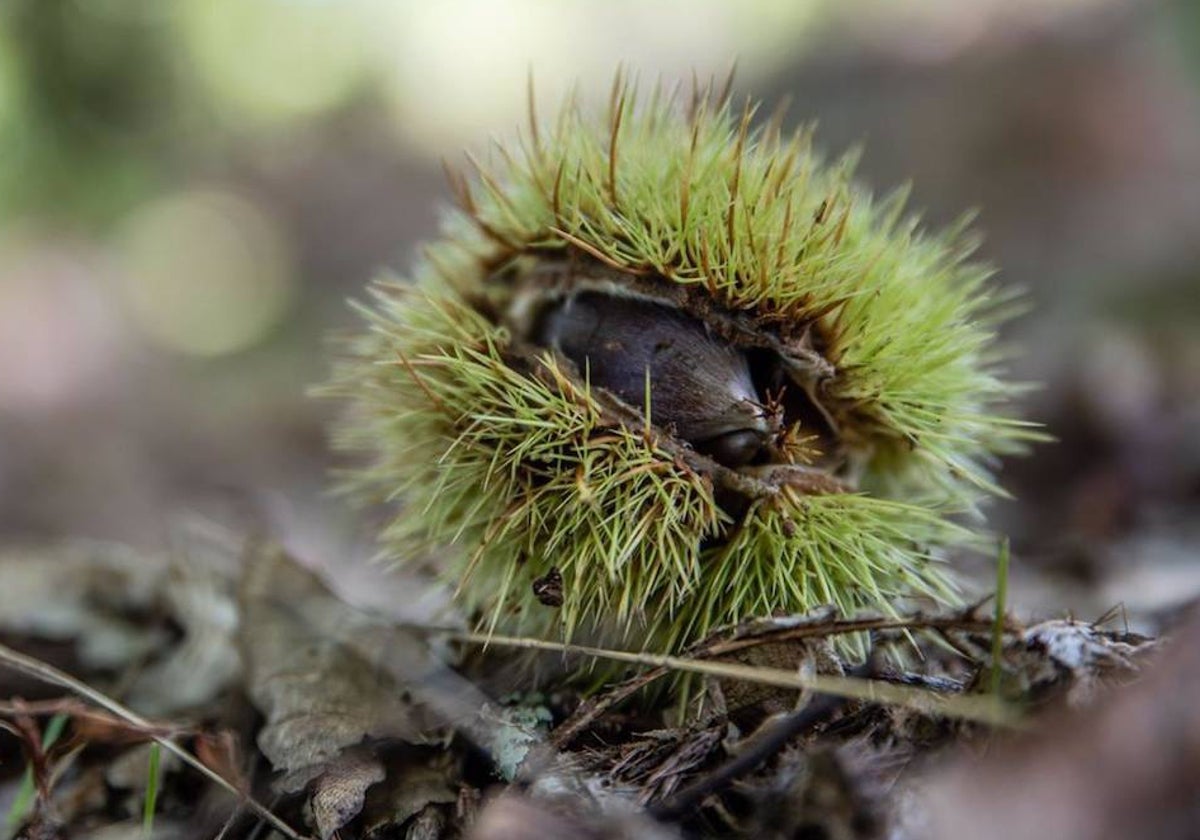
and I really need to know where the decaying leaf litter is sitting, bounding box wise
[0,532,1177,839]
[4,65,1200,839]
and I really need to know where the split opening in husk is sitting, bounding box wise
[489,254,855,528]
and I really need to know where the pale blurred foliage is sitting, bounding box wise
[0,0,827,367]
[0,0,1128,363]
[114,190,295,357]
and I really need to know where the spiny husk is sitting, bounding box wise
[328,77,1037,654]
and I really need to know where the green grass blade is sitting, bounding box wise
[3,713,69,840]
[142,742,162,837]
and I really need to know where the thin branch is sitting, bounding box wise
[649,662,873,821]
[0,697,187,742]
[691,609,1017,660]
[551,666,670,749]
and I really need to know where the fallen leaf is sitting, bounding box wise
[0,538,242,716]
[0,543,168,671]
[359,751,459,837]
[237,543,436,782]
[124,543,241,715]
[922,608,1200,840]
[304,748,385,840]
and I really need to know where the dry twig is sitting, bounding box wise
[0,641,313,840]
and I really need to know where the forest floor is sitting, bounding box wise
[1,514,1197,839]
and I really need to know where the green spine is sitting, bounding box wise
[328,77,1036,653]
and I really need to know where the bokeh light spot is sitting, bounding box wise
[114,189,296,358]
[376,0,818,155]
[0,235,125,411]
[175,0,367,127]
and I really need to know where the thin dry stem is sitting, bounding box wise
[0,641,312,840]
[449,631,1020,727]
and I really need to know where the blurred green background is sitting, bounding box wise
[1,0,1197,621]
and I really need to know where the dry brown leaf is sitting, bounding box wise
[124,542,241,716]
[921,608,1200,840]
[991,619,1156,706]
[237,543,663,835]
[304,748,386,840]
[237,543,435,783]
[0,539,241,716]
[0,543,168,671]
[359,751,459,837]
